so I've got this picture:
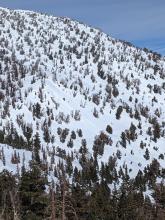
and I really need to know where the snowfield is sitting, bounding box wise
[0,6,165,183]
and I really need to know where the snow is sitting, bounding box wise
[0,6,165,185]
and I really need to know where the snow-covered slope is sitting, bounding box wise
[0,7,165,178]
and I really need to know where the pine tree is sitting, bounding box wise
[144,148,150,160]
[0,130,4,143]
[33,133,41,164]
[19,161,48,220]
[0,170,19,220]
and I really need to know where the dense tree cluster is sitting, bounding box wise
[0,151,165,220]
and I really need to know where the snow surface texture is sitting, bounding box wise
[0,7,165,178]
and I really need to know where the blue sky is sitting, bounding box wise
[1,0,165,55]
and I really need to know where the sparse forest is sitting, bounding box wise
[0,7,165,220]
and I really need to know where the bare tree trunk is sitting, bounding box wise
[62,184,66,220]
[61,167,66,220]
[51,186,56,220]
[0,192,7,220]
[9,191,20,220]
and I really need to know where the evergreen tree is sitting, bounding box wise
[33,133,41,164]
[19,161,48,220]
[0,170,19,220]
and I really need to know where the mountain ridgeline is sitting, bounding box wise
[0,7,165,220]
